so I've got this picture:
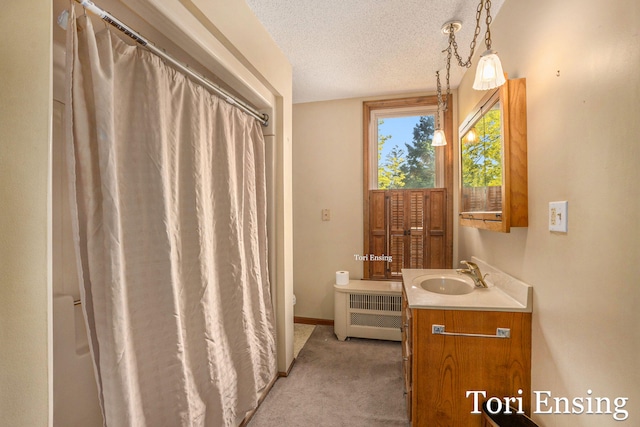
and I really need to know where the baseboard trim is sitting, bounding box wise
[294,316,334,326]
[277,357,296,378]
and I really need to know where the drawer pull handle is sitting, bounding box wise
[432,324,510,339]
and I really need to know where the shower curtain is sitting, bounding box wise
[65,8,276,427]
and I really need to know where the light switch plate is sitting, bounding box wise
[549,201,568,232]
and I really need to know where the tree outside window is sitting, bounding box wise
[377,115,436,190]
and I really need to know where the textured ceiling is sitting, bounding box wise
[245,0,505,104]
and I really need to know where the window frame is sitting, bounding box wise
[363,96,454,279]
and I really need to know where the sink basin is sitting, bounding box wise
[403,266,532,311]
[420,276,474,295]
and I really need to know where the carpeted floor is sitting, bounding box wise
[248,325,410,427]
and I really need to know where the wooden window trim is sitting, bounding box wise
[363,96,454,279]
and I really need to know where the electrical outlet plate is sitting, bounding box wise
[549,201,568,232]
[321,208,330,221]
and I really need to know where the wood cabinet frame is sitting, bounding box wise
[459,78,528,232]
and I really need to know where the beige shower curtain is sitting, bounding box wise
[66,9,276,427]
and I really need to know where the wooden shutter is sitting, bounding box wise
[368,190,387,279]
[367,189,447,279]
[408,190,426,269]
[388,191,406,278]
[425,189,446,269]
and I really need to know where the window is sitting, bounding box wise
[363,96,453,279]
[373,111,443,190]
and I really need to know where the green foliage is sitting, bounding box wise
[400,116,436,188]
[461,107,502,188]
[377,115,436,189]
[379,145,406,189]
[377,119,392,187]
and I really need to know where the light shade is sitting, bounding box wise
[465,129,476,143]
[432,129,447,146]
[473,50,506,90]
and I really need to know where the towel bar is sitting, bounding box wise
[432,324,510,338]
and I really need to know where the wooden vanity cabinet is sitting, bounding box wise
[401,303,532,426]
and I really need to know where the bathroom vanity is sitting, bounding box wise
[402,259,532,426]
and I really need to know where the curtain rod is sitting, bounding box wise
[74,0,269,126]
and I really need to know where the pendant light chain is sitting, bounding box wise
[437,55,451,113]
[484,0,493,50]
[433,0,502,145]
[449,0,485,69]
[437,0,497,111]
[436,71,443,128]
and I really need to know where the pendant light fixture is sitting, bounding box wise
[433,70,448,147]
[431,0,503,147]
[472,0,505,90]
[437,0,505,92]
[474,50,505,90]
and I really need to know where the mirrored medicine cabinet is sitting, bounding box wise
[459,78,528,232]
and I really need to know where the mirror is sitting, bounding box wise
[460,92,502,214]
[458,78,528,232]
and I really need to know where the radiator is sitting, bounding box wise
[334,281,402,341]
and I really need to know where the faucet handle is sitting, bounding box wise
[460,260,478,269]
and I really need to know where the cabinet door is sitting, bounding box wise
[412,309,531,426]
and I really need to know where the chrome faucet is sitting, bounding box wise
[456,260,489,288]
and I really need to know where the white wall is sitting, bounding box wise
[0,1,53,425]
[456,0,639,425]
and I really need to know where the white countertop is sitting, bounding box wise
[402,258,532,312]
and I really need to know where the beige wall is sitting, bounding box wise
[0,1,53,426]
[292,92,443,320]
[456,0,639,425]
[293,99,364,320]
